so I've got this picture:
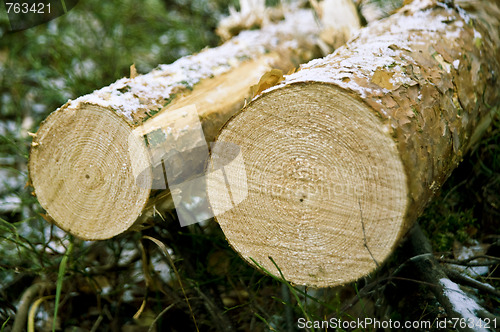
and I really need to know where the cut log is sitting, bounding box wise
[208,0,500,287]
[28,3,360,240]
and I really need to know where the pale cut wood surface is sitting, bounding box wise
[210,84,407,286]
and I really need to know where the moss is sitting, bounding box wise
[117,85,131,94]
[421,206,478,253]
[146,128,167,146]
[179,80,194,90]
[411,106,418,117]
[163,93,177,107]
[474,37,482,49]
[236,54,251,62]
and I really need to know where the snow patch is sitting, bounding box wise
[473,29,482,39]
[454,240,490,277]
[0,195,21,212]
[390,65,416,86]
[439,278,487,332]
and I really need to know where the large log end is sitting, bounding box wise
[211,83,408,287]
[29,103,152,240]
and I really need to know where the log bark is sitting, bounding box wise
[28,3,360,240]
[209,0,500,287]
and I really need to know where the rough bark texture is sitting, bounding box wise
[29,4,360,240]
[210,0,500,287]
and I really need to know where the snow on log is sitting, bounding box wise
[28,3,360,240]
[209,0,500,287]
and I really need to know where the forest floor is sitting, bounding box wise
[0,0,498,331]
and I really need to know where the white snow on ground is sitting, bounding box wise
[0,169,24,193]
[453,240,489,277]
[0,194,21,212]
[0,167,24,213]
[0,120,18,137]
[439,278,489,332]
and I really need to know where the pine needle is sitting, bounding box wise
[52,237,73,332]
[142,235,199,332]
[1,317,11,332]
[249,256,312,327]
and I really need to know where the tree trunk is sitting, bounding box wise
[28,3,360,240]
[209,0,500,287]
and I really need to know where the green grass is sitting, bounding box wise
[53,237,73,332]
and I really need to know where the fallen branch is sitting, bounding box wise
[444,267,500,299]
[408,225,498,331]
[438,255,500,267]
[12,282,53,332]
